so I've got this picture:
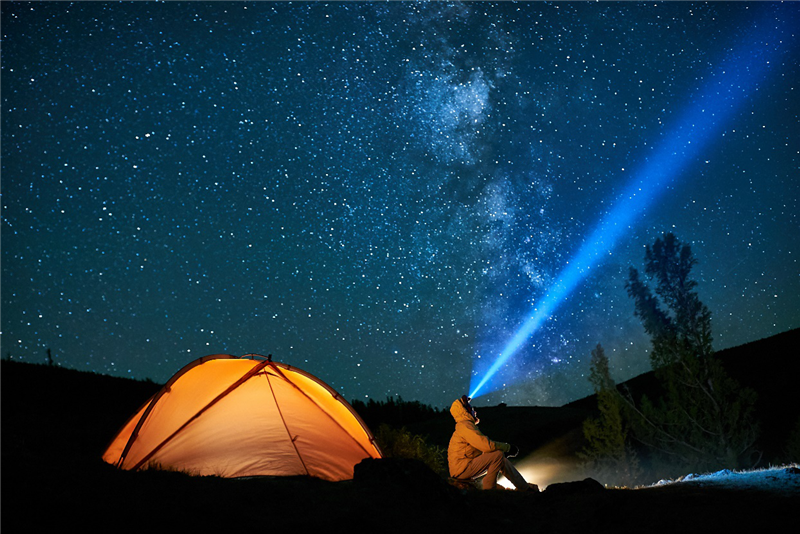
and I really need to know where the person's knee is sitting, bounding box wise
[486,450,505,466]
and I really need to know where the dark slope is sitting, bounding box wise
[2,329,798,532]
[405,328,800,472]
[564,327,800,462]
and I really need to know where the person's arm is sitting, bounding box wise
[459,421,510,453]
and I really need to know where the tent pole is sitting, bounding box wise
[129,359,271,471]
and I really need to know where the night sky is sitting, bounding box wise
[2,2,798,409]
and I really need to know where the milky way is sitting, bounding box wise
[2,2,798,408]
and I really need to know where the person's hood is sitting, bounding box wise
[450,397,476,423]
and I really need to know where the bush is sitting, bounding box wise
[351,396,445,430]
[374,424,447,477]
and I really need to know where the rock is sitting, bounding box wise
[543,477,605,497]
[447,477,478,490]
[353,457,455,501]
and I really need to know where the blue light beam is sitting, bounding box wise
[469,10,797,400]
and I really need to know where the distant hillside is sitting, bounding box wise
[565,327,800,462]
[2,328,796,475]
[3,356,797,533]
[1,360,162,469]
[404,328,800,476]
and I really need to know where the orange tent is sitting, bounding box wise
[102,354,382,481]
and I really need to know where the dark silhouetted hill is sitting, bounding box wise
[2,328,798,532]
[564,327,800,462]
[400,329,800,474]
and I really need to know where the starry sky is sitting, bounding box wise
[2,1,798,409]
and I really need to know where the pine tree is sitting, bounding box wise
[624,233,759,474]
[579,344,641,487]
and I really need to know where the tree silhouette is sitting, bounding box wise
[624,233,759,473]
[579,343,641,487]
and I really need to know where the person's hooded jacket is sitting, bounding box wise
[447,398,510,478]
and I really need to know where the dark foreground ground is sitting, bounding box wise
[2,360,798,533]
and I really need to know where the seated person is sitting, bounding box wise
[447,395,535,491]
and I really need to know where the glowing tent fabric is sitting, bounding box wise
[102,355,382,481]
